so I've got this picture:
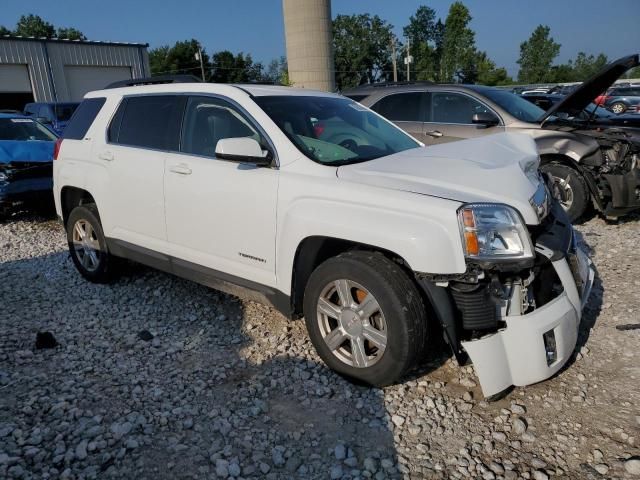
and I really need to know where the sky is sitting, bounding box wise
[2,0,639,77]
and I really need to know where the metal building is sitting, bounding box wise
[282,0,335,91]
[0,36,149,110]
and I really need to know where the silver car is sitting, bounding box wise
[344,54,640,222]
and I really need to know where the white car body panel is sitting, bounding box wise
[53,82,595,398]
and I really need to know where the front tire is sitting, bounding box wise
[541,162,589,222]
[303,251,428,387]
[67,204,118,283]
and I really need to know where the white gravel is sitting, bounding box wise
[1,212,639,479]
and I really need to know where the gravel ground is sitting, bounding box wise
[1,212,639,479]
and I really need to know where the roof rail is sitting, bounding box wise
[105,75,202,89]
[370,81,434,88]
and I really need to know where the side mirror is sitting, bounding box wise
[36,116,52,125]
[472,112,500,128]
[215,137,272,166]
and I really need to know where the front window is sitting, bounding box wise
[480,89,546,123]
[254,96,420,166]
[0,118,57,141]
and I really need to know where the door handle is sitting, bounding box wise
[169,164,192,175]
[98,150,114,161]
[425,130,443,138]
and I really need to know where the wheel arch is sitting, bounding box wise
[539,153,603,211]
[60,186,97,227]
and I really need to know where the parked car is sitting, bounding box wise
[578,103,640,128]
[602,87,640,113]
[24,102,79,135]
[53,78,595,397]
[0,113,57,216]
[520,92,565,110]
[344,54,640,222]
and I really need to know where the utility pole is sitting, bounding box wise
[195,46,205,81]
[391,37,398,83]
[404,38,412,81]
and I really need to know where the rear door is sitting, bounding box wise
[96,95,184,252]
[427,91,504,144]
[370,92,430,143]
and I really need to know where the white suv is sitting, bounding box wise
[53,79,595,397]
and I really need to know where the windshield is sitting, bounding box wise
[55,103,78,122]
[480,89,546,123]
[0,118,57,141]
[253,96,420,165]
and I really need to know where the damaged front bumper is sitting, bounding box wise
[461,241,594,397]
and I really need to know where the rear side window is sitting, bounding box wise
[371,92,425,122]
[109,95,185,150]
[63,98,106,140]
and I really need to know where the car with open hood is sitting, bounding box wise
[0,113,57,216]
[53,78,594,398]
[344,54,640,222]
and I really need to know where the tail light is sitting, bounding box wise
[53,138,63,160]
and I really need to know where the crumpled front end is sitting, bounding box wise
[0,161,53,210]
[422,202,595,398]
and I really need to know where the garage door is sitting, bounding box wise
[64,66,132,101]
[0,64,34,110]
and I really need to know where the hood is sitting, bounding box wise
[0,140,55,164]
[337,133,542,225]
[540,54,639,123]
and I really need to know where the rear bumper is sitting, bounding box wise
[462,244,595,397]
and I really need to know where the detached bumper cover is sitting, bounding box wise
[462,244,595,397]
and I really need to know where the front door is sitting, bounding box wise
[163,95,279,288]
[370,91,430,144]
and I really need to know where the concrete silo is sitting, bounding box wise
[282,0,335,91]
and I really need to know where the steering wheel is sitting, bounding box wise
[339,138,358,152]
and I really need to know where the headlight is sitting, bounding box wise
[457,203,535,261]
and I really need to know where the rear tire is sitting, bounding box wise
[303,251,428,387]
[541,162,589,222]
[67,204,119,283]
[610,102,626,114]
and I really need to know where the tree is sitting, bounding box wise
[0,26,10,36]
[517,25,561,83]
[571,52,608,81]
[441,2,477,82]
[14,14,55,38]
[333,14,395,89]
[475,51,513,86]
[403,5,439,81]
[626,66,640,79]
[210,50,263,83]
[56,27,86,41]
[149,40,210,79]
[264,56,289,85]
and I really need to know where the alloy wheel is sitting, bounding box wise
[316,279,387,368]
[549,174,574,211]
[71,219,101,272]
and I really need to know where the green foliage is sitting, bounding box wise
[571,52,608,81]
[627,66,640,79]
[403,6,445,82]
[14,14,55,38]
[517,25,561,83]
[210,51,263,83]
[441,2,477,83]
[149,39,209,79]
[333,14,395,89]
[264,56,289,85]
[403,5,436,45]
[475,51,513,86]
[2,14,86,40]
[56,27,86,41]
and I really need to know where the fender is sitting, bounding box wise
[275,169,466,296]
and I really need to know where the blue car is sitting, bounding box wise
[0,113,57,216]
[23,102,79,136]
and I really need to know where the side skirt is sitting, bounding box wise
[106,238,293,318]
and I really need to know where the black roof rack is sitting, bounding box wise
[105,75,202,89]
[344,81,435,92]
